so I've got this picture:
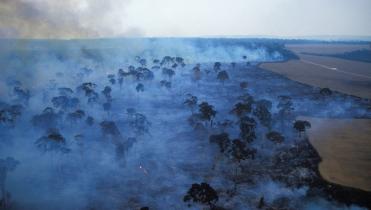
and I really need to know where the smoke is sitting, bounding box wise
[0,38,369,210]
[0,38,284,93]
[0,0,142,39]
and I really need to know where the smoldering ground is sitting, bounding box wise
[0,39,369,210]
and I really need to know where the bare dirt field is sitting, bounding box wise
[262,44,371,192]
[299,116,371,192]
[261,44,371,99]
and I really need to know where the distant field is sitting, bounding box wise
[286,44,369,55]
[302,49,371,63]
[300,117,371,192]
[261,44,371,99]
[263,44,371,192]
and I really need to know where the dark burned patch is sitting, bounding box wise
[271,137,371,209]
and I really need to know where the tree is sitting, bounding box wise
[134,69,144,81]
[77,82,97,97]
[277,96,294,129]
[117,69,125,89]
[126,108,136,120]
[67,109,85,122]
[100,121,122,139]
[0,157,19,209]
[136,83,144,93]
[115,137,137,160]
[118,77,124,89]
[231,62,236,68]
[0,104,22,127]
[216,70,229,85]
[77,82,99,104]
[239,116,256,143]
[213,62,221,72]
[230,102,251,118]
[209,133,231,153]
[139,58,147,67]
[320,87,332,96]
[51,96,80,110]
[258,197,265,209]
[102,86,112,102]
[86,116,94,126]
[130,113,151,136]
[162,68,175,80]
[118,68,132,83]
[293,120,311,137]
[100,121,127,159]
[192,66,202,84]
[237,93,254,105]
[229,139,256,191]
[230,139,256,162]
[160,56,174,67]
[107,74,116,85]
[175,56,185,66]
[160,80,172,89]
[198,102,217,127]
[183,183,218,208]
[183,94,198,113]
[141,68,154,80]
[13,86,30,105]
[253,100,272,128]
[35,128,70,153]
[87,92,99,104]
[266,131,284,144]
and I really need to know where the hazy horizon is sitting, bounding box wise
[1,0,371,39]
[1,35,371,42]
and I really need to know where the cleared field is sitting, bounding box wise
[287,44,369,55]
[261,44,371,99]
[299,116,371,192]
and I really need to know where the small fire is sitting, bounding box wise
[139,165,149,175]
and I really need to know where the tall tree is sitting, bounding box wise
[183,182,218,208]
[229,139,256,191]
[293,120,311,137]
[213,62,221,72]
[217,70,229,86]
[35,128,70,153]
[198,102,217,127]
[0,157,19,209]
[277,95,294,129]
[192,66,202,85]
[230,102,251,118]
[253,99,272,129]
[239,116,256,143]
[183,94,198,113]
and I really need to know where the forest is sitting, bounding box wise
[0,39,370,210]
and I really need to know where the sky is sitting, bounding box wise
[0,0,371,39]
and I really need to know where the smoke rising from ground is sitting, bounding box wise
[0,0,140,39]
[0,39,369,210]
